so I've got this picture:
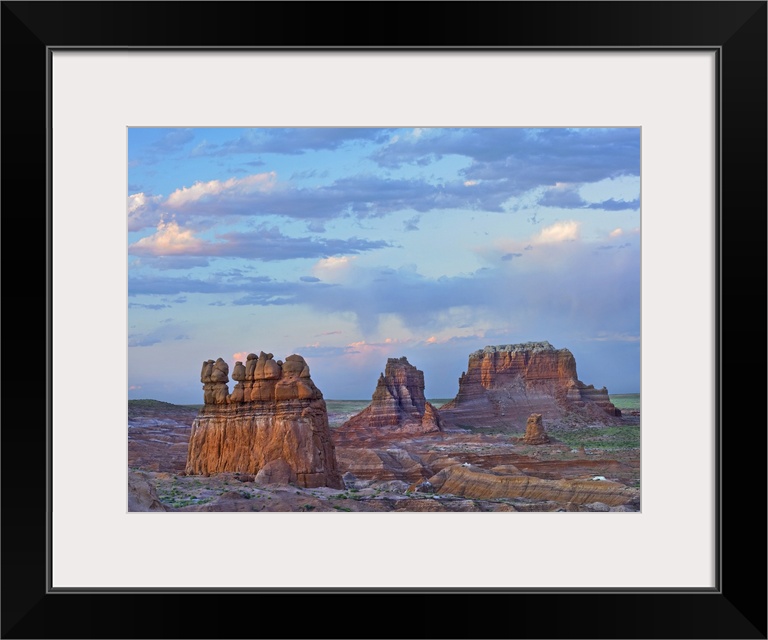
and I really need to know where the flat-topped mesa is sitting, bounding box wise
[439,342,620,429]
[336,356,442,440]
[186,351,343,488]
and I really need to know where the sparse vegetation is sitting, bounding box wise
[551,425,640,450]
[129,399,181,409]
[456,424,522,436]
[168,496,214,508]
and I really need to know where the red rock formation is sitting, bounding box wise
[335,357,442,440]
[186,351,343,488]
[335,447,430,483]
[439,342,620,429]
[428,464,637,506]
[523,413,550,444]
[128,471,170,511]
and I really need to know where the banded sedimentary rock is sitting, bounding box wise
[428,464,637,506]
[335,447,430,484]
[186,351,343,489]
[336,356,442,440]
[439,342,620,429]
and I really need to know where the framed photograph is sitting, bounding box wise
[4,2,765,638]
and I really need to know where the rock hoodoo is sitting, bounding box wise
[336,356,442,440]
[186,351,343,488]
[439,342,620,429]
[523,413,550,445]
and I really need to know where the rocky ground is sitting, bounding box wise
[128,400,200,472]
[128,399,640,513]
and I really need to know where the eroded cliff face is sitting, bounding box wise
[439,342,620,429]
[185,351,343,488]
[336,357,442,440]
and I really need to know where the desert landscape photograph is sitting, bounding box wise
[127,126,641,513]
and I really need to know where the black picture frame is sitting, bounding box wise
[3,2,765,638]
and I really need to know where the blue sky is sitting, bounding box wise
[128,127,640,403]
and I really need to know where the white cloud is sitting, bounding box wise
[128,192,158,213]
[312,255,356,280]
[129,220,204,256]
[164,172,276,208]
[317,256,350,269]
[609,228,624,238]
[343,338,412,360]
[536,220,580,243]
[478,220,586,264]
[128,192,163,231]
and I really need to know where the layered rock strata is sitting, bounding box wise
[186,351,343,488]
[335,447,430,484]
[428,465,637,506]
[336,357,442,440]
[439,342,620,429]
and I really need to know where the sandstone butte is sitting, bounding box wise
[439,341,620,429]
[336,356,442,440]
[185,351,344,489]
